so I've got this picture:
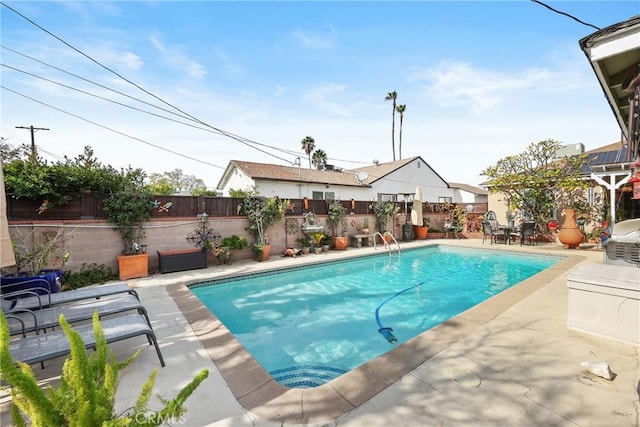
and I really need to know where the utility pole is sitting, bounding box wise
[15,125,49,163]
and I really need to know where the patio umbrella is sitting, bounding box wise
[0,161,16,268]
[411,185,423,226]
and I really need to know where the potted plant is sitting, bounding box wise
[242,196,288,261]
[371,200,399,242]
[103,184,152,279]
[547,220,558,233]
[1,227,70,295]
[414,217,430,240]
[312,232,325,254]
[215,235,249,264]
[327,200,349,250]
[296,236,311,255]
[361,218,370,234]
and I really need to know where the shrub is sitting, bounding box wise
[61,263,118,290]
[0,311,209,426]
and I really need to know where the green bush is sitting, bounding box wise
[61,263,118,290]
[0,311,209,426]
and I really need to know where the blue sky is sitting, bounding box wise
[1,1,638,190]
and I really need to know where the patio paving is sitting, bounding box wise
[1,239,638,426]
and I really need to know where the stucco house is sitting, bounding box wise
[216,156,484,203]
[486,141,637,228]
[448,182,488,204]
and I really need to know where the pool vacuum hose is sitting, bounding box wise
[375,281,425,344]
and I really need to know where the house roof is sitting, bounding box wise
[448,182,488,196]
[218,160,371,189]
[218,156,451,189]
[583,141,633,173]
[580,15,640,160]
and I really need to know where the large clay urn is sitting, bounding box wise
[558,208,583,249]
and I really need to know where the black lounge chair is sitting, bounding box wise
[4,293,150,336]
[2,282,139,311]
[7,313,165,367]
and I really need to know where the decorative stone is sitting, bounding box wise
[581,361,614,380]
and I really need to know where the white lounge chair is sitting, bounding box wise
[7,313,165,367]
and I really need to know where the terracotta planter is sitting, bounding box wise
[558,209,583,249]
[383,232,393,244]
[332,236,349,250]
[414,225,428,240]
[254,244,271,261]
[117,253,149,280]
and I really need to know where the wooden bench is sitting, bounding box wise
[350,234,374,248]
[157,248,207,274]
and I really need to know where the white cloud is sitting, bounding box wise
[290,29,334,50]
[305,84,351,116]
[148,34,206,79]
[407,61,554,114]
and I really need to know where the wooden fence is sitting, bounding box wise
[6,193,487,224]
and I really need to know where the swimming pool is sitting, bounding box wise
[190,245,562,388]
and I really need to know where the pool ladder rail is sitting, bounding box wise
[373,232,401,255]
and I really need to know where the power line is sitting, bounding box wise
[530,0,600,31]
[0,2,296,165]
[3,85,226,170]
[1,3,376,173]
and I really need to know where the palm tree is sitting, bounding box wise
[312,149,327,170]
[300,136,316,169]
[385,91,398,161]
[396,104,406,160]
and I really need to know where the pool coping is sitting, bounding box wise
[167,244,586,424]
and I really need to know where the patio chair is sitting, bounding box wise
[4,293,151,337]
[7,313,165,367]
[2,282,139,311]
[517,221,537,246]
[484,211,499,227]
[481,220,506,244]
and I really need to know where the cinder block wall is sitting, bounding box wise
[7,215,375,275]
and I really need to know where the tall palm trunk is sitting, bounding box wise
[396,104,406,160]
[385,91,398,161]
[398,113,403,159]
[391,101,396,161]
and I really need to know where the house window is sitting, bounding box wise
[438,196,452,203]
[312,191,335,200]
[587,187,595,207]
[378,194,397,202]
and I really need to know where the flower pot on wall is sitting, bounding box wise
[117,253,149,280]
[558,208,583,249]
[332,236,349,250]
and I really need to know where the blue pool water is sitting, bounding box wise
[190,246,561,388]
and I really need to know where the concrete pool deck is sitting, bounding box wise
[1,240,639,426]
